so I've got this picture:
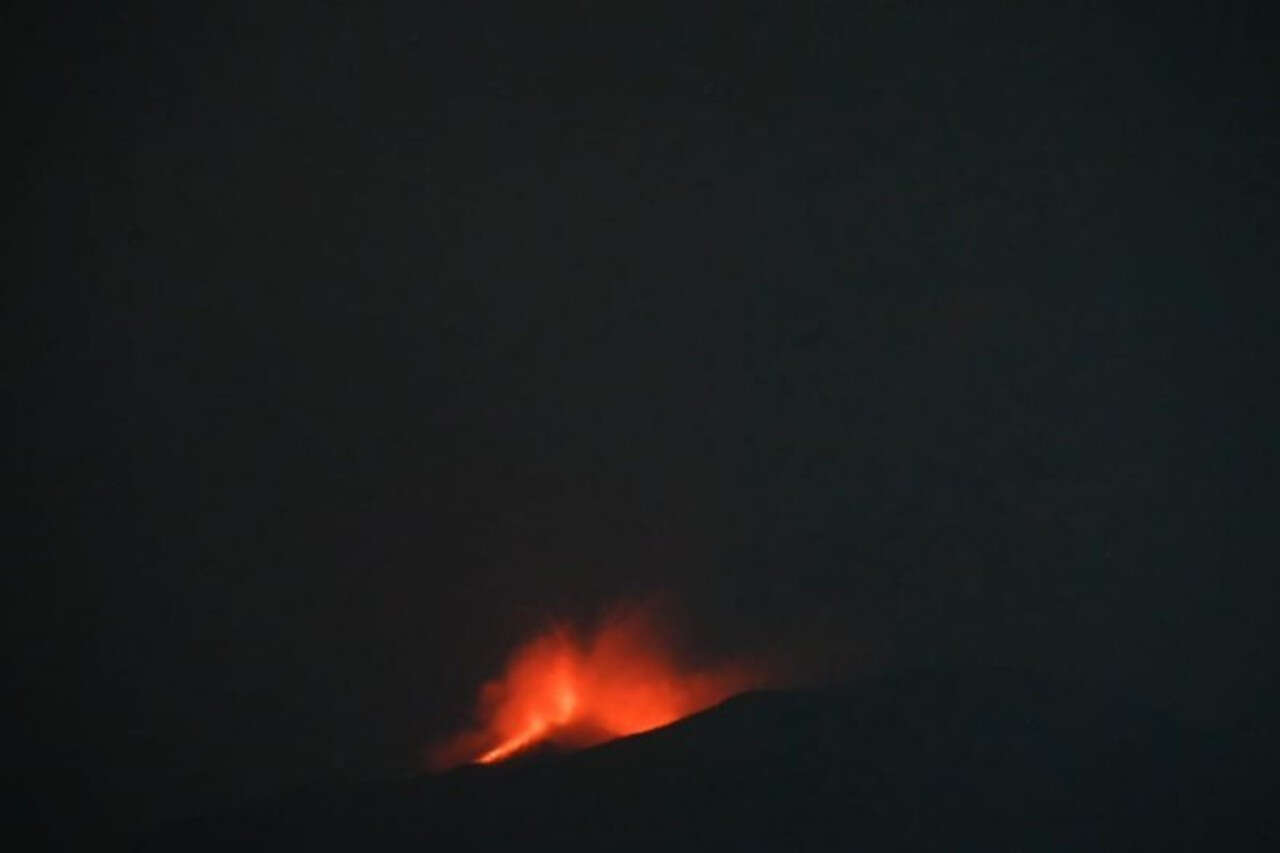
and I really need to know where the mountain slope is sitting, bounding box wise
[135,668,1266,851]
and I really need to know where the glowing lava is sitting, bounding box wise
[429,607,762,769]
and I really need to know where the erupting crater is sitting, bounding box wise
[430,608,763,769]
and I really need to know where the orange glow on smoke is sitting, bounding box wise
[429,608,762,769]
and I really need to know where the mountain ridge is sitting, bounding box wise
[134,667,1268,851]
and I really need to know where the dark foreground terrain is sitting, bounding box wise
[135,669,1270,851]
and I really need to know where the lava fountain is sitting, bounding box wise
[429,606,764,769]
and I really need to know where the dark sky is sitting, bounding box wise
[8,0,1275,840]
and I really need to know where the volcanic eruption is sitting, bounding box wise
[430,606,764,769]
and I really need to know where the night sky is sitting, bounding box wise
[9,1,1275,842]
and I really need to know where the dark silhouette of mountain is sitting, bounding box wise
[133,668,1269,851]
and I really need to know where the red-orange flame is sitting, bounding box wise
[429,607,763,769]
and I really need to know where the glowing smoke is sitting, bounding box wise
[428,604,766,769]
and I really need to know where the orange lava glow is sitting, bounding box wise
[429,608,762,769]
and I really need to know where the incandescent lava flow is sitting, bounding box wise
[429,607,765,769]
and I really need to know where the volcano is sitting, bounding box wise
[427,608,766,769]
[135,669,1267,851]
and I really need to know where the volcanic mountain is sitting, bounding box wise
[135,668,1267,851]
